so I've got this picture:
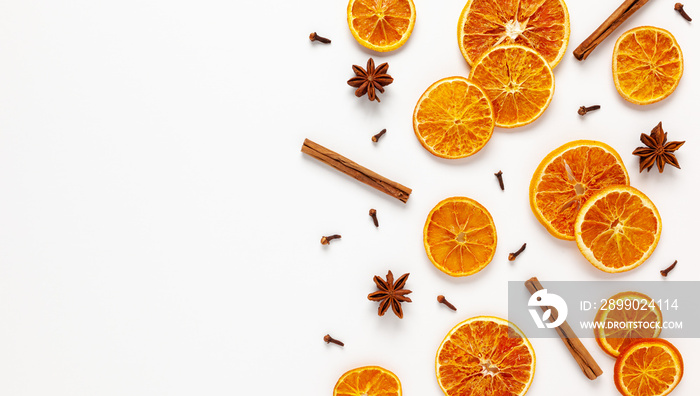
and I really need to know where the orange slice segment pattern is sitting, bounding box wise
[613,26,683,105]
[469,45,554,128]
[413,77,495,159]
[424,197,497,277]
[575,186,661,273]
[334,366,401,396]
[614,339,683,396]
[348,0,416,52]
[436,316,535,396]
[458,0,570,67]
[594,291,662,358]
[529,141,629,240]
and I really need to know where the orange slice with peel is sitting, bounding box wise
[347,0,416,52]
[614,338,683,396]
[529,140,629,240]
[423,197,497,277]
[436,316,535,396]
[613,26,683,105]
[594,291,662,358]
[333,366,401,396]
[575,185,661,273]
[413,77,495,159]
[458,0,570,68]
[469,45,554,128]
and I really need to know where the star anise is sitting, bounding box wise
[347,58,393,102]
[367,270,412,318]
[632,122,685,173]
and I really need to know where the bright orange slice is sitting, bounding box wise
[614,339,683,396]
[423,197,497,277]
[613,26,683,105]
[594,291,662,358]
[469,45,554,128]
[575,185,661,273]
[413,77,495,159]
[436,316,535,396]
[458,0,570,68]
[530,140,629,240]
[333,366,401,396]
[347,0,416,52]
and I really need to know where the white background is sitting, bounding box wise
[0,0,698,395]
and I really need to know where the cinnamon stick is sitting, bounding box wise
[573,0,651,60]
[301,139,412,203]
[524,277,603,380]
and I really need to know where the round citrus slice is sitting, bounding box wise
[436,316,535,396]
[458,0,570,68]
[613,26,683,105]
[575,185,661,273]
[347,0,416,52]
[413,77,495,159]
[594,291,662,358]
[469,45,554,128]
[333,366,401,396]
[529,140,629,240]
[614,339,683,396]
[423,197,497,277]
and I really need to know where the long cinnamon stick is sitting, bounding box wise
[573,0,651,60]
[524,277,603,380]
[301,139,412,203]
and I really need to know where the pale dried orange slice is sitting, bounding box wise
[469,45,554,128]
[347,0,416,52]
[458,0,570,68]
[613,26,683,105]
[423,197,497,277]
[529,140,629,240]
[614,339,683,396]
[436,316,535,396]
[333,366,401,396]
[575,185,661,273]
[413,77,495,159]
[594,291,662,358]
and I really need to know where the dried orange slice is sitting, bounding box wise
[594,291,662,358]
[469,45,554,128]
[347,0,416,52]
[436,316,535,396]
[423,197,497,277]
[458,0,570,68]
[575,185,661,273]
[614,339,683,396]
[333,366,401,396]
[613,26,683,105]
[530,141,629,240]
[413,77,495,159]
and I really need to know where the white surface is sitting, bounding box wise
[0,0,698,395]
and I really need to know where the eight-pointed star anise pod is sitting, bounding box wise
[632,122,685,173]
[367,270,412,318]
[347,58,393,102]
